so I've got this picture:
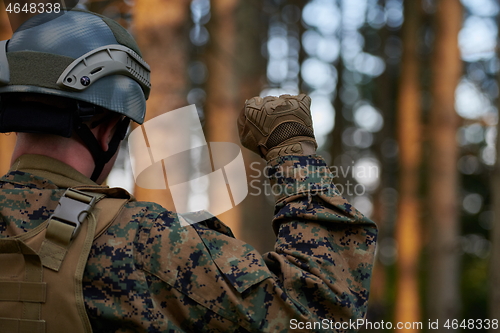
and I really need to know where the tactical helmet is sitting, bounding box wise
[0,9,150,123]
[0,9,151,181]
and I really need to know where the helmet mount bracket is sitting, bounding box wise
[0,40,9,85]
[57,44,151,99]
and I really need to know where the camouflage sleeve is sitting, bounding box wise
[263,154,378,330]
[141,155,377,333]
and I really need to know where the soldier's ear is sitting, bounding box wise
[94,115,123,151]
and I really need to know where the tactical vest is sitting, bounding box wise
[0,186,131,333]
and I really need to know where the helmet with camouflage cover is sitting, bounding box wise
[0,9,151,180]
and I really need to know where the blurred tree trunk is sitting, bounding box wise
[234,0,274,252]
[203,0,244,238]
[132,0,190,210]
[331,0,343,169]
[427,0,462,328]
[86,0,132,28]
[204,0,272,248]
[395,0,422,330]
[490,30,500,329]
[332,61,344,166]
[369,0,399,315]
[365,9,390,323]
[0,2,13,175]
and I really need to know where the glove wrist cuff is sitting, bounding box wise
[265,140,317,160]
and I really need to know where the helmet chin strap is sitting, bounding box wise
[73,105,130,182]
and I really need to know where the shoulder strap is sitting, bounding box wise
[61,194,129,333]
[0,188,130,333]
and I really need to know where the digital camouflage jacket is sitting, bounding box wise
[0,154,377,333]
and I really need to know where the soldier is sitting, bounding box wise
[0,9,377,333]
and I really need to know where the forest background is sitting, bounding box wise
[0,0,498,332]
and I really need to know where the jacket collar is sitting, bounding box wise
[9,154,97,188]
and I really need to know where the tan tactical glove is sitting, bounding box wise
[238,94,317,160]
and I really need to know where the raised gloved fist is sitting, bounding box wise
[237,94,317,160]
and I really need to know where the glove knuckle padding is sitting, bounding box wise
[239,94,316,158]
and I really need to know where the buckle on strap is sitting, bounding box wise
[48,189,97,239]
